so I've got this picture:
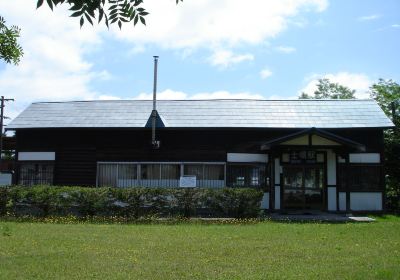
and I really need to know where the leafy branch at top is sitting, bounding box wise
[0,16,23,65]
[37,0,183,29]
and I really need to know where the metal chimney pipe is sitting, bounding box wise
[153,56,158,112]
[151,56,159,146]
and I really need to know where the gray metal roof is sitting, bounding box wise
[7,99,394,129]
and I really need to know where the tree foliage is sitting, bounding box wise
[37,0,183,29]
[370,78,400,120]
[0,16,23,65]
[300,78,355,99]
[370,79,400,211]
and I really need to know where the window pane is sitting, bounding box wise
[19,163,54,186]
[338,164,382,191]
[184,164,203,180]
[119,164,137,180]
[228,164,266,188]
[141,164,160,180]
[204,165,224,180]
[98,163,117,187]
[161,164,180,179]
[118,164,138,188]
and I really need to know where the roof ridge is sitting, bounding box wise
[32,98,375,104]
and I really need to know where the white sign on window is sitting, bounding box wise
[179,175,197,188]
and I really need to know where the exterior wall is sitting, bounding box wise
[14,127,385,211]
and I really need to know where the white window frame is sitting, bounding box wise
[96,161,226,187]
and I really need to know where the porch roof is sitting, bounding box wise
[260,127,366,151]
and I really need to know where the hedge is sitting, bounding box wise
[0,186,264,218]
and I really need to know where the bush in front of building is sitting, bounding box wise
[0,187,8,215]
[0,186,264,218]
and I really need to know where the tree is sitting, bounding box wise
[370,78,400,118]
[300,78,355,99]
[0,16,23,65]
[370,79,400,211]
[37,0,183,29]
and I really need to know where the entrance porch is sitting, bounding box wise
[261,127,383,212]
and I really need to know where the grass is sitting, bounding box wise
[0,216,399,280]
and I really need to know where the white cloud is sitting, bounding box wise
[300,72,373,98]
[127,45,146,56]
[208,50,254,68]
[276,46,297,53]
[260,68,273,79]
[0,0,329,119]
[358,14,381,21]
[0,0,107,122]
[134,89,264,100]
[111,0,328,50]
[392,24,400,28]
[97,95,122,100]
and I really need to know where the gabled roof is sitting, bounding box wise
[7,99,394,129]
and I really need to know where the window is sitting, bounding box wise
[19,163,54,186]
[141,164,160,180]
[184,164,203,180]
[227,164,268,189]
[338,164,382,191]
[184,164,224,188]
[118,164,138,187]
[98,163,118,187]
[97,162,225,188]
[161,164,180,180]
[141,164,180,187]
[204,165,224,180]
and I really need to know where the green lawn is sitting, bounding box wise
[1,217,399,280]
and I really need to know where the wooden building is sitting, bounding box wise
[7,99,394,212]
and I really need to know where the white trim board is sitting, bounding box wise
[227,153,268,163]
[327,187,337,211]
[261,193,270,209]
[350,192,382,211]
[18,152,55,161]
[274,186,280,210]
[339,192,346,211]
[349,153,380,163]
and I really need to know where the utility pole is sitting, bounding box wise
[0,96,14,172]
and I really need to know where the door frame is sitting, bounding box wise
[280,151,328,211]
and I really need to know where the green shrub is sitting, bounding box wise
[0,187,8,215]
[206,188,263,218]
[386,177,400,212]
[0,186,264,218]
[170,188,205,217]
[69,187,112,216]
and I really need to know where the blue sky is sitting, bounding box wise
[0,0,399,120]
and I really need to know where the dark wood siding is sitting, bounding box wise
[15,127,385,186]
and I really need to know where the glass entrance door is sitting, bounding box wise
[282,165,324,210]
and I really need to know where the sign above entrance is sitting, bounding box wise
[281,150,325,164]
